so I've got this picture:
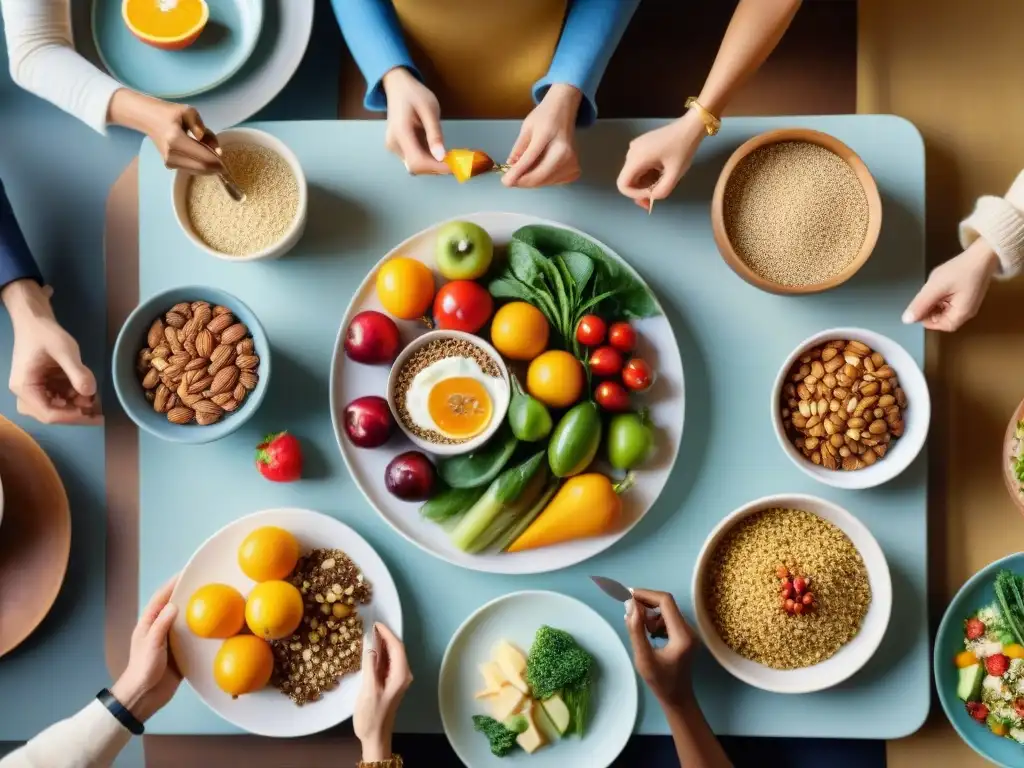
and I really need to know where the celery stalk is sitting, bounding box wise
[467,471,548,554]
[450,452,545,552]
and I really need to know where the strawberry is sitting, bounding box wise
[967,701,989,722]
[255,432,303,482]
[966,617,986,640]
[987,653,1010,677]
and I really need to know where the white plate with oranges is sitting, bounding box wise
[168,508,402,737]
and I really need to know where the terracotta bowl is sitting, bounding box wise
[1002,397,1024,513]
[711,127,882,295]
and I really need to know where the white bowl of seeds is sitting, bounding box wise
[173,128,307,262]
[692,494,891,694]
[387,330,511,457]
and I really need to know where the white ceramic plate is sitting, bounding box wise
[691,494,892,694]
[329,212,685,575]
[438,591,637,768]
[168,508,402,737]
[771,328,930,490]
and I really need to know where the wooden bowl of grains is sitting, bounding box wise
[711,128,882,295]
[1002,396,1024,514]
[691,493,892,694]
[173,128,307,262]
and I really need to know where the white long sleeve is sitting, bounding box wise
[960,170,1024,279]
[0,0,123,134]
[0,701,132,768]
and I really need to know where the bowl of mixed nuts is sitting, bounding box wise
[772,328,929,490]
[113,286,270,443]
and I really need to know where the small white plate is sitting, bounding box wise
[439,590,637,768]
[692,494,892,694]
[168,508,402,737]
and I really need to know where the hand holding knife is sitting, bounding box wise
[591,576,667,641]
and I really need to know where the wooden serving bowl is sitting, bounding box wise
[711,128,882,295]
[1002,397,1024,514]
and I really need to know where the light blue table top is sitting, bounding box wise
[136,116,928,739]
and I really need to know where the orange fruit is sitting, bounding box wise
[213,635,274,698]
[527,350,584,408]
[443,149,494,183]
[376,257,435,320]
[490,302,549,360]
[185,583,245,639]
[244,580,304,640]
[237,526,299,582]
[122,0,209,51]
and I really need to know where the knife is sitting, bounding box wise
[590,576,666,639]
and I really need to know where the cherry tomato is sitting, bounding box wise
[433,280,493,333]
[594,380,630,412]
[575,314,607,347]
[588,346,623,378]
[608,322,637,353]
[622,357,654,392]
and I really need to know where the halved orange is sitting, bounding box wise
[122,0,209,51]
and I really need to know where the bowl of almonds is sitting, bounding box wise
[772,328,929,490]
[113,287,269,443]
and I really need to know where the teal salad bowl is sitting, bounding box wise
[113,286,270,444]
[936,552,1024,768]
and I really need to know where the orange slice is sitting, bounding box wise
[122,0,209,51]
[444,149,495,183]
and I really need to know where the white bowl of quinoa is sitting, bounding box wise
[691,493,891,694]
[172,128,307,262]
[386,330,510,457]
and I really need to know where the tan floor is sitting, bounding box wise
[858,0,1024,765]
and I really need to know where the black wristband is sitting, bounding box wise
[96,688,145,736]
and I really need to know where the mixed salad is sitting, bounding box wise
[955,569,1024,742]
[1010,420,1023,500]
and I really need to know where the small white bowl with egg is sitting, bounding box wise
[387,330,511,457]
[171,127,307,262]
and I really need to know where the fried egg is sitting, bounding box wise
[404,356,507,440]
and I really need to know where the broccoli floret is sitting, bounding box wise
[472,715,519,757]
[526,626,593,698]
[526,626,594,735]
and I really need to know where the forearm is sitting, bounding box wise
[534,0,640,126]
[694,0,802,116]
[2,278,53,329]
[664,694,733,768]
[0,701,132,768]
[331,0,417,111]
[0,0,122,134]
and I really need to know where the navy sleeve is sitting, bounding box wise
[0,178,44,291]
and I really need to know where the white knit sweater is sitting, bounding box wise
[960,170,1024,278]
[0,701,132,768]
[0,0,123,134]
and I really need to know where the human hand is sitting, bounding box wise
[502,84,582,188]
[625,589,697,708]
[902,238,1001,331]
[382,67,449,176]
[3,281,100,426]
[107,90,223,174]
[617,111,707,211]
[110,575,181,723]
[354,622,413,762]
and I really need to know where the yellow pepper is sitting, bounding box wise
[1004,643,1024,659]
[955,650,980,668]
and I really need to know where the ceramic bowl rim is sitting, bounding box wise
[385,329,511,457]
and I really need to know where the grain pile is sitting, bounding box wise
[704,508,871,669]
[723,141,869,286]
[187,144,298,256]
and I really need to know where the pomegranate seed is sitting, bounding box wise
[793,602,805,615]
[784,599,796,614]
[793,577,807,594]
[781,584,793,599]
[802,593,814,606]
[776,565,789,579]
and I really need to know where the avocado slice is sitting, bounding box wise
[958,663,984,702]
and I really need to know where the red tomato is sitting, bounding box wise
[622,357,654,392]
[595,380,630,412]
[575,314,607,347]
[433,280,493,333]
[588,346,623,377]
[608,322,637,353]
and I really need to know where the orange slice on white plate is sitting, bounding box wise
[122,0,209,51]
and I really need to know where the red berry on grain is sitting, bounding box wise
[793,577,807,595]
[781,583,793,600]
[802,593,814,606]
[776,565,789,579]
[793,602,805,615]
[784,599,796,614]
[965,617,986,640]
[967,701,989,722]
[987,653,1010,677]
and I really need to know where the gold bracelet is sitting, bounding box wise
[684,97,721,136]
[358,755,403,768]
